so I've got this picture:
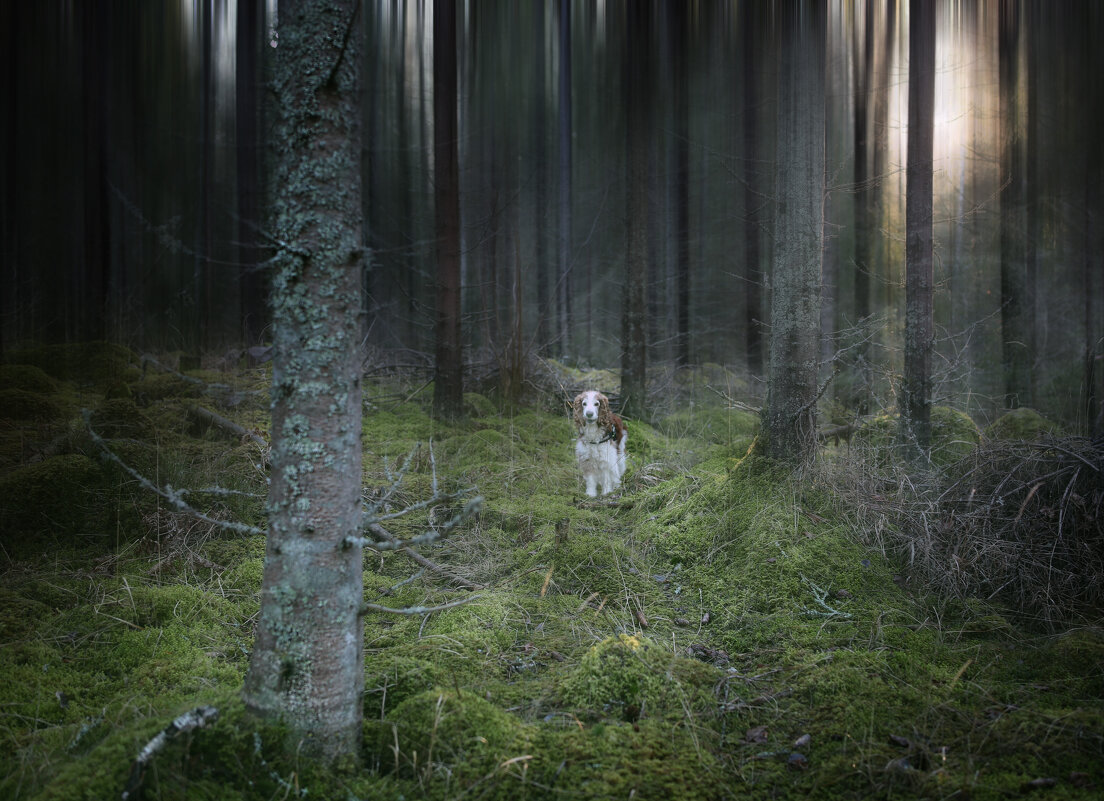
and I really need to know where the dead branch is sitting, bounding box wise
[185,404,268,450]
[367,521,484,590]
[122,705,219,800]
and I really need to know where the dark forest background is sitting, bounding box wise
[2,0,1103,430]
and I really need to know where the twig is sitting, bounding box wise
[798,574,852,620]
[359,595,482,617]
[122,706,219,800]
[185,404,268,450]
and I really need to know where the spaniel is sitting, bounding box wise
[572,390,627,497]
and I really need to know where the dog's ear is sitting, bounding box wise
[597,393,611,427]
[572,393,585,426]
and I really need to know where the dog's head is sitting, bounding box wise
[573,390,612,428]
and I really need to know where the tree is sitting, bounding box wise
[557,0,573,359]
[901,0,935,459]
[236,0,266,346]
[621,1,650,420]
[999,0,1031,408]
[741,2,763,377]
[242,0,366,760]
[433,0,463,421]
[669,0,690,368]
[764,0,826,465]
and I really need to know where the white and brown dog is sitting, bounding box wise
[572,390,627,497]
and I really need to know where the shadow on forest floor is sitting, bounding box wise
[0,343,1101,800]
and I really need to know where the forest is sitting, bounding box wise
[1,1,1102,799]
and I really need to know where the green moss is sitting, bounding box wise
[0,454,108,552]
[89,398,154,439]
[131,372,204,401]
[985,407,1062,440]
[5,342,139,387]
[0,364,60,394]
[854,405,980,466]
[0,389,65,421]
[655,406,759,445]
[462,392,497,418]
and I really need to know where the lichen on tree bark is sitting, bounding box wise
[241,0,366,761]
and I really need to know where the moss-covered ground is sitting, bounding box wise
[1,345,1100,800]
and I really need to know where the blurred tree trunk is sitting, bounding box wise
[433,0,463,420]
[851,0,877,413]
[741,4,763,377]
[670,0,690,367]
[1000,0,1030,409]
[79,2,110,343]
[533,2,551,356]
[901,0,935,460]
[237,0,266,346]
[765,0,825,465]
[557,0,572,359]
[621,1,650,420]
[194,0,213,351]
[242,0,365,760]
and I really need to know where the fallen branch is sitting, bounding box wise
[359,595,482,617]
[185,404,268,450]
[122,705,219,800]
[368,521,484,590]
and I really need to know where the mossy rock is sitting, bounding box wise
[463,392,497,418]
[89,398,154,439]
[0,454,107,550]
[0,363,59,394]
[654,406,758,445]
[984,407,1061,441]
[0,388,65,421]
[5,341,139,387]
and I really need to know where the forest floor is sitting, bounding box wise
[1,342,1101,800]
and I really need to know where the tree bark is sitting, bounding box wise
[242,0,365,761]
[557,0,573,358]
[621,1,650,421]
[901,0,935,460]
[433,0,463,420]
[741,5,763,377]
[764,0,825,465]
[237,0,266,346]
[670,0,690,368]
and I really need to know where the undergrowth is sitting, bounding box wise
[0,345,1100,800]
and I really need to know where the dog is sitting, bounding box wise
[572,391,627,497]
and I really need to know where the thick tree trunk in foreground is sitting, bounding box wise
[901,0,935,460]
[433,0,463,420]
[243,0,365,761]
[765,1,825,465]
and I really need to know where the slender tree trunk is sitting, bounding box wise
[242,0,365,761]
[433,0,463,420]
[765,0,825,465]
[557,0,572,358]
[999,0,1029,409]
[671,0,690,367]
[621,1,650,420]
[851,0,876,413]
[80,2,110,343]
[742,6,763,377]
[902,0,935,460]
[533,2,551,356]
[237,0,265,346]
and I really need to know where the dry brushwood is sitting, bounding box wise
[931,436,1104,626]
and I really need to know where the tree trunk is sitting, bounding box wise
[433,0,463,420]
[533,2,551,356]
[851,0,877,413]
[621,1,650,421]
[237,0,266,346]
[741,5,763,377]
[999,0,1030,409]
[764,0,825,465]
[557,0,572,359]
[901,0,935,460]
[670,0,690,368]
[242,0,365,761]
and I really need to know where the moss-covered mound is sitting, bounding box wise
[5,341,139,387]
[0,363,60,394]
[654,405,759,445]
[854,405,980,466]
[985,406,1062,440]
[0,454,107,551]
[0,388,65,421]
